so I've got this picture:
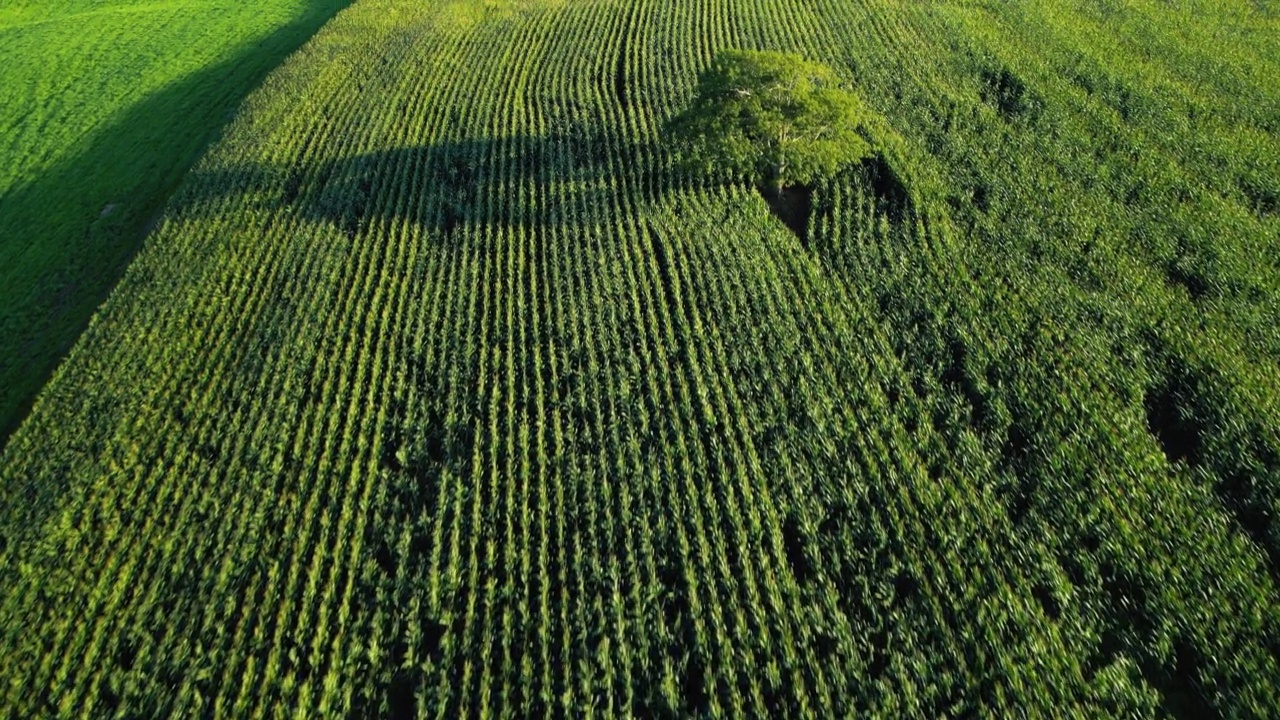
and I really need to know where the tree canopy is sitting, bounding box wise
[665,50,870,193]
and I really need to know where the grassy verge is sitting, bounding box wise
[0,0,349,444]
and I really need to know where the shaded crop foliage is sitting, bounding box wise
[1,0,1279,717]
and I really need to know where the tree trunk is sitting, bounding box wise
[764,166,785,200]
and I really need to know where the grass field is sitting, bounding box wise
[0,0,349,441]
[2,0,1279,716]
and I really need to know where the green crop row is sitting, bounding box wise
[1,0,1277,717]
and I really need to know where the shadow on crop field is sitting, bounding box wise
[170,131,673,237]
[0,0,349,451]
[173,132,911,253]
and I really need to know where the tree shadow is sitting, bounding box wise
[169,131,665,237]
[759,184,814,245]
[0,0,350,449]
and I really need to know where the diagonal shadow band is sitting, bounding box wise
[0,0,351,450]
[167,132,671,237]
[166,132,907,245]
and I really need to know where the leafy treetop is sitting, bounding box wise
[665,50,870,193]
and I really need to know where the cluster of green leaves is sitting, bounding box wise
[665,50,870,191]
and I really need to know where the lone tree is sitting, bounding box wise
[665,50,870,197]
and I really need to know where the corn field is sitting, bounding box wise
[2,0,1278,716]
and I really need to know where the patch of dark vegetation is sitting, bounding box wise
[646,221,678,304]
[857,153,910,222]
[1149,640,1217,720]
[947,179,991,223]
[198,442,220,463]
[346,586,447,718]
[759,183,813,244]
[1241,179,1278,217]
[980,66,1040,121]
[657,557,685,630]
[1100,564,1152,635]
[971,182,989,213]
[940,336,993,432]
[1219,467,1279,571]
[1006,485,1035,527]
[409,524,434,561]
[1165,260,1210,300]
[1144,372,1201,465]
[829,515,892,639]
[435,155,477,237]
[386,668,420,720]
[116,640,137,671]
[447,422,476,475]
[991,398,1032,480]
[1031,584,1061,621]
[1082,627,1124,683]
[892,571,919,609]
[681,649,710,716]
[312,162,336,197]
[282,638,314,680]
[652,551,710,716]
[633,663,682,717]
[372,539,397,577]
[1070,64,1098,97]
[425,429,445,465]
[1111,87,1141,123]
[867,628,891,679]
[901,405,919,434]
[1147,345,1280,573]
[781,514,814,583]
[157,663,184,695]
[761,673,794,716]
[422,618,447,660]
[818,501,851,537]
[814,631,840,658]
[1096,563,1215,716]
[282,169,303,206]
[381,400,455,485]
[1058,553,1089,594]
[614,38,630,111]
[98,688,120,715]
[444,155,475,191]
[440,204,461,237]
[884,381,901,408]
[1267,628,1280,668]
[381,437,405,472]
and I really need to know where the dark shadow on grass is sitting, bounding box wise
[0,0,350,451]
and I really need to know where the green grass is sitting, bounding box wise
[0,0,349,441]
[1,0,1279,716]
